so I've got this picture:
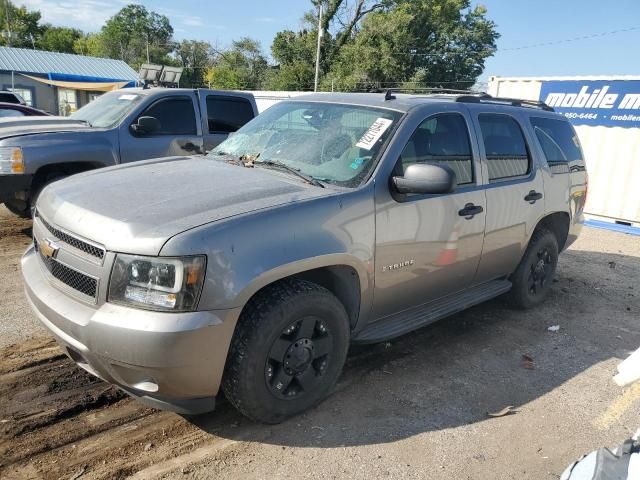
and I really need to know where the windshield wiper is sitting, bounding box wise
[255,159,325,188]
[79,119,92,127]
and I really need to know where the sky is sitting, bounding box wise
[17,0,640,84]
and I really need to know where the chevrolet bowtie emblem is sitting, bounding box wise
[39,238,60,259]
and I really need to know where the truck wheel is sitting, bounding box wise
[29,172,66,217]
[222,279,350,424]
[3,199,30,218]
[507,228,559,309]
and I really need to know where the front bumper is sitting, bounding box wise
[21,245,241,414]
[0,173,32,204]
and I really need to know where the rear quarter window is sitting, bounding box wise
[530,117,583,166]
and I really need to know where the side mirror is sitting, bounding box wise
[393,163,456,195]
[130,116,160,135]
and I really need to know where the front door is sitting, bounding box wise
[372,111,486,320]
[119,94,203,163]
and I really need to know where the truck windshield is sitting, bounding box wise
[208,101,403,188]
[70,91,143,128]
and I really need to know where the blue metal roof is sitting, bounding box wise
[0,46,138,82]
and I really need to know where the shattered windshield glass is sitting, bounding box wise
[208,101,402,187]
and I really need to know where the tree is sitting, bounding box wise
[100,4,174,67]
[73,33,107,57]
[326,0,499,90]
[38,26,82,53]
[0,1,42,48]
[206,38,268,90]
[175,40,212,87]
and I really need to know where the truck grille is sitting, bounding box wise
[36,211,106,261]
[36,240,98,299]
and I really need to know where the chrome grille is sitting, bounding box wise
[35,239,98,299]
[36,211,105,261]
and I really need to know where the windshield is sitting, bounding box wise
[70,91,143,128]
[208,101,403,187]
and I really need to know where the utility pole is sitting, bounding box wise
[4,0,12,47]
[146,33,150,63]
[314,3,323,92]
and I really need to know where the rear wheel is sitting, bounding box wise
[506,229,559,309]
[222,279,350,424]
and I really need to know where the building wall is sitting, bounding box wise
[0,72,56,112]
[488,76,640,225]
[0,72,103,114]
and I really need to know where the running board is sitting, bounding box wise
[354,279,512,343]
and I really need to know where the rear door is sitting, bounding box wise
[118,93,203,163]
[199,93,256,152]
[372,109,487,319]
[471,110,545,283]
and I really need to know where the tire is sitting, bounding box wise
[222,279,350,424]
[29,172,66,218]
[506,228,559,309]
[3,199,30,218]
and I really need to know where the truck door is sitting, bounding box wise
[372,111,486,319]
[470,111,546,284]
[199,93,257,152]
[118,94,204,163]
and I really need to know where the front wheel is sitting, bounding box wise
[222,279,350,424]
[506,229,559,309]
[29,172,67,217]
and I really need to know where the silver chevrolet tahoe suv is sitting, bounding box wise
[22,92,588,423]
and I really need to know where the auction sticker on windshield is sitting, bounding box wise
[356,118,393,150]
[118,94,138,101]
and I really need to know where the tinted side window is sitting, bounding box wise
[530,117,583,164]
[206,96,254,133]
[398,113,474,185]
[141,97,196,135]
[0,92,20,104]
[478,114,530,180]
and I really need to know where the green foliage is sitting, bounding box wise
[0,0,498,93]
[275,0,498,91]
[73,33,107,58]
[38,26,82,53]
[100,4,174,67]
[0,1,42,48]
[175,40,211,87]
[206,38,269,90]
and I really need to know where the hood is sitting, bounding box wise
[0,116,89,139]
[37,156,333,255]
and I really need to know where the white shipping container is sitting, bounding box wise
[488,76,640,225]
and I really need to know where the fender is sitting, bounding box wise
[160,186,377,323]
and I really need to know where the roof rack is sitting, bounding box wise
[455,94,554,112]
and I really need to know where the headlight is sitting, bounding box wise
[108,254,206,312]
[0,147,24,174]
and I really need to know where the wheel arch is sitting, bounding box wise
[534,211,570,251]
[32,161,106,186]
[235,257,368,331]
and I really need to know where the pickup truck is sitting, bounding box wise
[22,92,587,423]
[0,88,258,217]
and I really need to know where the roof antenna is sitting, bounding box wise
[384,89,396,101]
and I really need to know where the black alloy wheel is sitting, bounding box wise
[265,316,333,399]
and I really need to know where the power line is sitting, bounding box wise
[501,26,640,51]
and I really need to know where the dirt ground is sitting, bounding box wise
[0,204,639,480]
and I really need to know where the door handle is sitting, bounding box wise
[524,190,543,203]
[458,203,484,219]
